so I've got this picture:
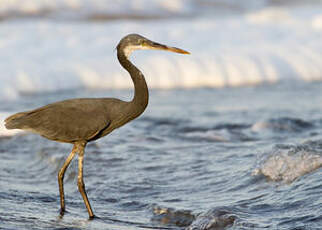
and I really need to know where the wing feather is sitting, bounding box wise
[6,98,112,142]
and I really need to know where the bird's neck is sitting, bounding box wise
[117,51,149,114]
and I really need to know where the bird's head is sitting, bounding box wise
[117,34,190,58]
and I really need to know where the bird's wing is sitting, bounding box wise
[14,99,111,142]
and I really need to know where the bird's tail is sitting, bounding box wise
[4,112,28,129]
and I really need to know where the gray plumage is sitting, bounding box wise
[5,33,189,219]
[6,98,131,142]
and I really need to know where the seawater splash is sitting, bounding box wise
[253,141,322,183]
[151,205,236,230]
[186,208,236,230]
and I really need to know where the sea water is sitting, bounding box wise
[0,1,322,229]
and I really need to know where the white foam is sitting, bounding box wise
[253,147,322,183]
[0,0,195,18]
[0,5,322,99]
[246,7,293,24]
[3,0,316,20]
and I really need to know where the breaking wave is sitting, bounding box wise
[253,141,322,183]
[1,4,322,99]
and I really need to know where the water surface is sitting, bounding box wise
[1,82,321,229]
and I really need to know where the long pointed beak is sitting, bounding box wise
[147,41,190,55]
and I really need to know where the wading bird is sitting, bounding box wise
[5,34,189,219]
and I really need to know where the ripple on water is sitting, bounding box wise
[151,205,196,227]
[251,117,314,133]
[1,86,322,229]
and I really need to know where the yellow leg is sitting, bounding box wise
[77,141,95,219]
[58,145,77,216]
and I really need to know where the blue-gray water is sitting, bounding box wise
[0,82,321,229]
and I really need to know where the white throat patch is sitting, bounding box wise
[123,45,149,58]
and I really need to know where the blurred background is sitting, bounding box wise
[0,1,322,229]
[1,0,322,99]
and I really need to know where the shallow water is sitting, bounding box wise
[0,82,321,229]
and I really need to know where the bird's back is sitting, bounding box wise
[5,98,127,143]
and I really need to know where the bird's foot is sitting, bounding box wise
[89,214,99,220]
[59,208,69,217]
[59,208,65,216]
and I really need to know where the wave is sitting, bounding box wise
[1,6,322,99]
[251,117,313,133]
[0,0,195,21]
[1,0,321,21]
[253,141,322,183]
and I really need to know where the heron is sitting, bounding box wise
[4,34,189,219]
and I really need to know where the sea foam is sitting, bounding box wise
[0,4,322,100]
[253,142,322,183]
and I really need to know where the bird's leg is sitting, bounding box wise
[58,145,77,216]
[76,141,95,219]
